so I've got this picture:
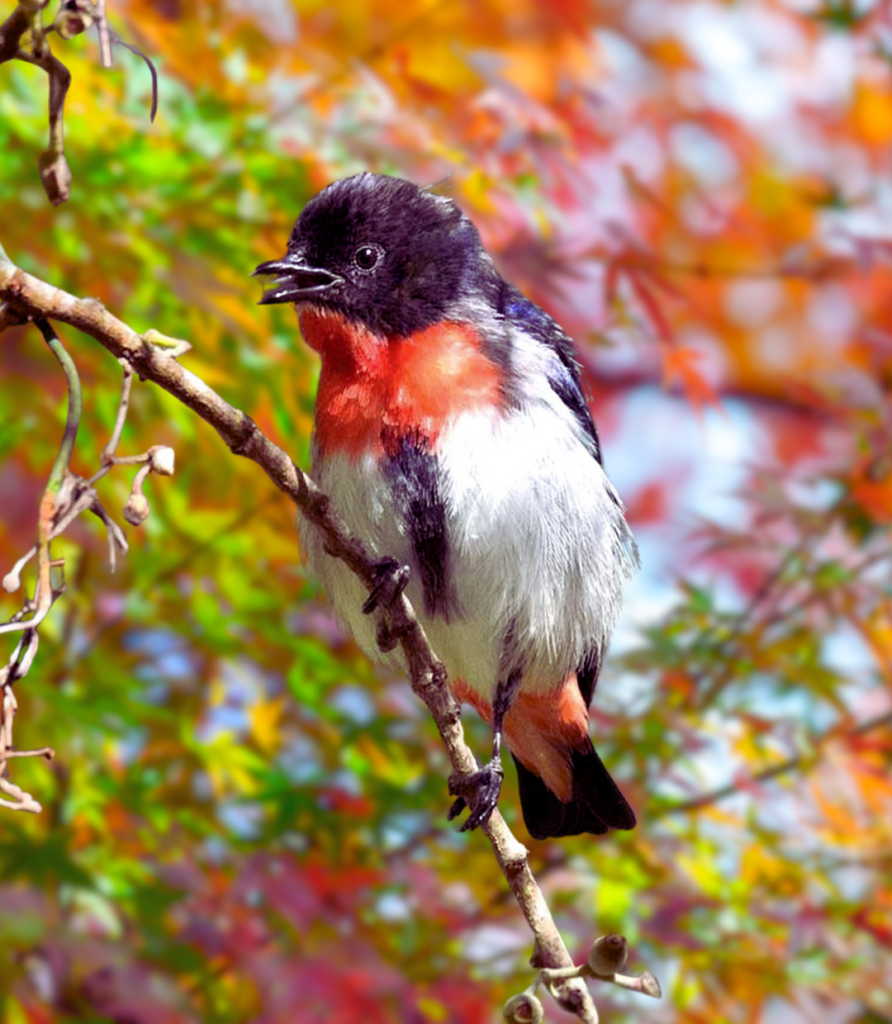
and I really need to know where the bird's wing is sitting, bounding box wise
[498,283,602,464]
[382,435,454,619]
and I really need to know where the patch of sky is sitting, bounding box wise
[374,890,413,922]
[222,48,249,86]
[132,667,169,706]
[783,475,841,512]
[278,733,323,778]
[610,127,666,188]
[124,629,193,677]
[824,625,888,714]
[825,174,892,239]
[594,29,656,112]
[196,657,281,741]
[462,923,529,973]
[236,188,268,224]
[191,770,214,801]
[115,728,147,765]
[226,657,273,701]
[196,702,246,739]
[218,800,264,839]
[183,120,229,162]
[226,0,297,44]
[327,767,363,795]
[379,811,429,850]
[328,684,376,725]
[670,123,739,187]
[201,835,231,863]
[682,3,794,123]
[764,995,856,1024]
[806,284,859,348]
[725,278,784,329]
[728,673,839,734]
[608,388,760,657]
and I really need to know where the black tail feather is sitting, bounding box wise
[514,742,636,840]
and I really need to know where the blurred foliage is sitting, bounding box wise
[2,0,892,1021]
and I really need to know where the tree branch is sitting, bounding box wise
[0,250,661,1019]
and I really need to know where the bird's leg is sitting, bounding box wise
[448,670,521,832]
[362,557,411,652]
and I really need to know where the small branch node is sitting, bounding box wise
[143,328,191,358]
[228,414,259,457]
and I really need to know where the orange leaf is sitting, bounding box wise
[628,269,674,343]
[662,345,719,409]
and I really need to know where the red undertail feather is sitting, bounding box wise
[452,675,636,840]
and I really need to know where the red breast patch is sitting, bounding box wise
[300,307,502,458]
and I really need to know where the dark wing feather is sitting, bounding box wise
[383,436,454,618]
[497,282,602,464]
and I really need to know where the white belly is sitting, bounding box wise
[300,396,636,704]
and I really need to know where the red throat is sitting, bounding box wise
[299,307,502,459]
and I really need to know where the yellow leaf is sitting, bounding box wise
[417,997,447,1021]
[249,696,287,755]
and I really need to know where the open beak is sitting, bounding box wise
[252,253,343,305]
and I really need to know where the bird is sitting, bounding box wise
[253,172,639,840]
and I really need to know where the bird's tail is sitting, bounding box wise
[513,740,636,840]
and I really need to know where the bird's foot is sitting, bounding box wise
[362,558,410,614]
[362,558,411,652]
[447,759,503,832]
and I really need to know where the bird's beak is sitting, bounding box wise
[252,253,343,305]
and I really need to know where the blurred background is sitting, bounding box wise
[2,0,892,1020]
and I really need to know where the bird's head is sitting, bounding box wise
[253,173,490,339]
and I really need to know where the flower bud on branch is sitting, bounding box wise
[503,990,545,1024]
[51,0,95,40]
[122,464,151,526]
[587,934,628,977]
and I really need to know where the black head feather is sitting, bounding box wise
[265,173,491,338]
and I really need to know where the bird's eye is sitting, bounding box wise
[354,244,383,271]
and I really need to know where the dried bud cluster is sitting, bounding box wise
[120,447,175,526]
[52,0,96,39]
[587,934,628,977]
[122,492,149,526]
[503,991,545,1024]
[37,151,72,208]
[149,446,175,476]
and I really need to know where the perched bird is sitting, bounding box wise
[254,173,638,840]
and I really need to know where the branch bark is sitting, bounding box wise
[0,250,617,1019]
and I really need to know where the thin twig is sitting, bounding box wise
[109,33,158,121]
[36,319,82,493]
[657,707,892,817]
[94,0,112,67]
[101,359,134,462]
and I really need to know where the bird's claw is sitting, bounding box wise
[363,558,411,652]
[447,760,503,832]
[362,558,410,615]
